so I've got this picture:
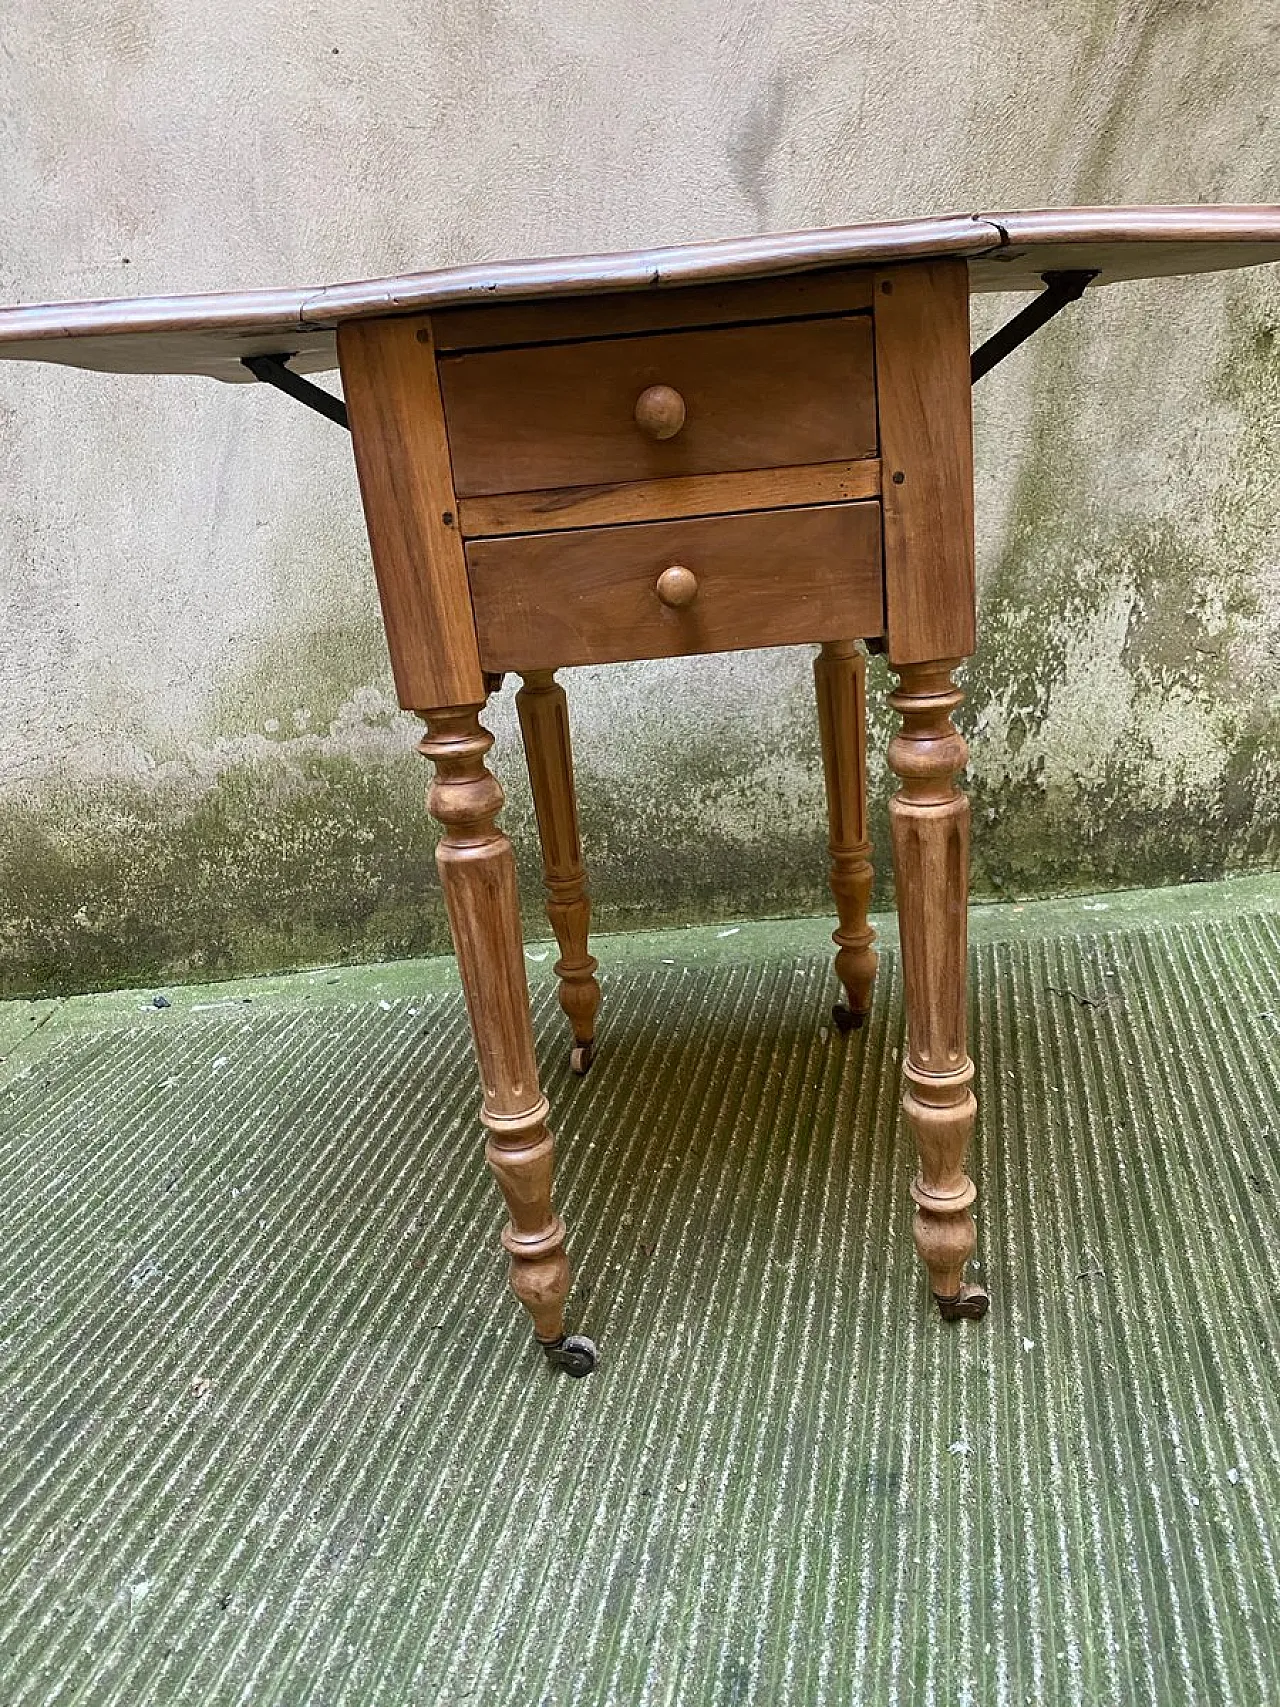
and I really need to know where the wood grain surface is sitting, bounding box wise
[466,504,884,672]
[3,207,1280,379]
[814,641,878,1028]
[515,672,601,1073]
[429,267,875,352]
[456,458,880,537]
[886,660,987,1319]
[337,314,484,711]
[874,261,976,666]
[438,316,877,497]
[418,707,571,1343]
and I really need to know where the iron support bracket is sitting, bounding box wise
[970,270,1098,384]
[240,354,350,430]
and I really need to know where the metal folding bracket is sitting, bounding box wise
[240,354,350,430]
[970,270,1098,384]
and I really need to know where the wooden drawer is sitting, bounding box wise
[438,317,877,498]
[466,504,884,673]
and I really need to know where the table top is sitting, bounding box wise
[1,205,1278,384]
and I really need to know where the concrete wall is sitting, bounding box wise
[2,1,1278,997]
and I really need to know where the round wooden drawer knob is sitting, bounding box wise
[655,565,698,608]
[634,383,686,440]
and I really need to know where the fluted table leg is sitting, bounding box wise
[420,702,595,1374]
[814,640,879,1031]
[516,670,602,1075]
[887,660,988,1321]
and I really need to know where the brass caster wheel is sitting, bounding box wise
[569,1041,596,1076]
[935,1282,990,1323]
[540,1333,598,1377]
[831,1001,867,1035]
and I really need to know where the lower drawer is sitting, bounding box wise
[466,503,884,673]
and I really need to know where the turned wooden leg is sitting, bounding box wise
[515,670,602,1075]
[420,703,596,1374]
[814,640,879,1032]
[887,660,988,1322]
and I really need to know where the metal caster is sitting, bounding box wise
[540,1333,598,1377]
[569,1041,596,1076]
[831,1001,867,1035]
[935,1283,990,1322]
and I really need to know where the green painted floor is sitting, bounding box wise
[1,876,1278,1706]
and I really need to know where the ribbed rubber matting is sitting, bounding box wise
[2,905,1278,1705]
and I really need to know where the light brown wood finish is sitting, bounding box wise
[516,673,602,1074]
[987,205,1280,286]
[466,504,884,674]
[814,642,878,1030]
[456,458,880,538]
[13,215,1280,1374]
[633,383,686,440]
[873,260,976,667]
[655,566,698,609]
[874,260,984,1314]
[7,208,1280,381]
[430,267,877,351]
[338,315,483,711]
[419,704,573,1343]
[887,661,987,1320]
[438,316,877,497]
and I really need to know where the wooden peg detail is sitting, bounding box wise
[419,703,572,1343]
[813,640,878,1030]
[886,660,988,1320]
[516,672,602,1074]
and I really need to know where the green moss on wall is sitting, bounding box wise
[0,693,852,1000]
[957,282,1280,901]
[0,754,442,998]
[1,656,1275,1000]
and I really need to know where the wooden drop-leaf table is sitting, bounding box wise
[4,207,1278,1376]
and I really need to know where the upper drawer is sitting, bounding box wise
[437,316,877,497]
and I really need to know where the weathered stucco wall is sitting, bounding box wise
[1,1,1278,997]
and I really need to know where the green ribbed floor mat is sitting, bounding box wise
[1,884,1278,1705]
